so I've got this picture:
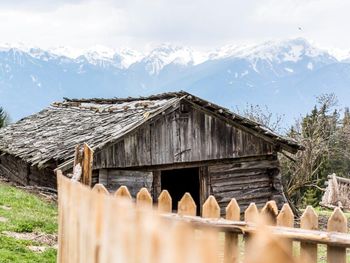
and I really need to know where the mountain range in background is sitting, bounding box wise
[1,38,350,130]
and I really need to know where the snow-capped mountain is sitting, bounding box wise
[1,38,349,125]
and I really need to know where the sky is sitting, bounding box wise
[0,0,349,54]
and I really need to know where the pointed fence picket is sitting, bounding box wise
[136,187,153,209]
[178,193,196,216]
[327,208,348,263]
[57,172,350,263]
[300,206,318,263]
[114,185,132,199]
[158,190,172,213]
[224,199,240,263]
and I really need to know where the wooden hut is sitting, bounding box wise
[0,91,302,213]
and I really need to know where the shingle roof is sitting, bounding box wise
[0,91,302,167]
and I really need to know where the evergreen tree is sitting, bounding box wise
[302,188,319,207]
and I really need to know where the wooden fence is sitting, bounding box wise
[321,173,350,210]
[57,171,350,263]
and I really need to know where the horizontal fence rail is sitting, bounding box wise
[57,171,350,263]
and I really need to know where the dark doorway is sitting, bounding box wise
[161,167,200,215]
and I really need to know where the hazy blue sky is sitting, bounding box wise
[0,0,349,52]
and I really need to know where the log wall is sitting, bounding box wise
[0,152,56,188]
[29,165,57,188]
[0,153,29,185]
[208,155,285,213]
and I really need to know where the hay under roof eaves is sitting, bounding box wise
[0,91,302,168]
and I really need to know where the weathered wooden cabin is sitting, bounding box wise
[0,92,302,213]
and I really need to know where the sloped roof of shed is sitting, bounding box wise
[0,91,302,167]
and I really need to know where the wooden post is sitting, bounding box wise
[300,206,318,263]
[92,184,109,195]
[152,171,161,198]
[73,144,82,167]
[202,195,220,219]
[224,198,240,263]
[276,204,294,254]
[158,190,172,213]
[178,193,196,216]
[136,188,153,209]
[327,207,348,263]
[114,186,132,200]
[82,143,94,186]
[261,200,278,225]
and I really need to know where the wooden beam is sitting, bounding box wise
[93,154,278,171]
[161,214,350,247]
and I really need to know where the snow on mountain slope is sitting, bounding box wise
[0,38,336,72]
[139,44,207,75]
[0,38,348,124]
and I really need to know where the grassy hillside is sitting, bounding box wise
[0,182,57,262]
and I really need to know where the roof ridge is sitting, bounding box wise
[61,91,191,104]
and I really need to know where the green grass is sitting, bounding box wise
[0,182,57,262]
[312,206,350,219]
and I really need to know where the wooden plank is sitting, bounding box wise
[276,204,294,254]
[56,170,64,263]
[98,169,108,186]
[162,213,350,247]
[244,203,259,223]
[73,144,82,167]
[202,195,220,219]
[224,199,240,263]
[152,170,161,199]
[277,204,294,227]
[199,166,210,213]
[244,202,259,261]
[92,184,109,195]
[327,174,350,184]
[106,169,153,195]
[300,206,318,263]
[158,190,172,213]
[91,183,107,262]
[114,185,132,200]
[136,188,153,209]
[327,207,348,263]
[82,143,94,186]
[261,200,278,225]
[178,193,196,216]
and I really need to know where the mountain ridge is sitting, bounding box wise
[1,38,349,127]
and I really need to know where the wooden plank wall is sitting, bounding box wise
[208,156,284,213]
[93,101,275,169]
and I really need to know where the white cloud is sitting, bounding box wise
[0,0,349,51]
